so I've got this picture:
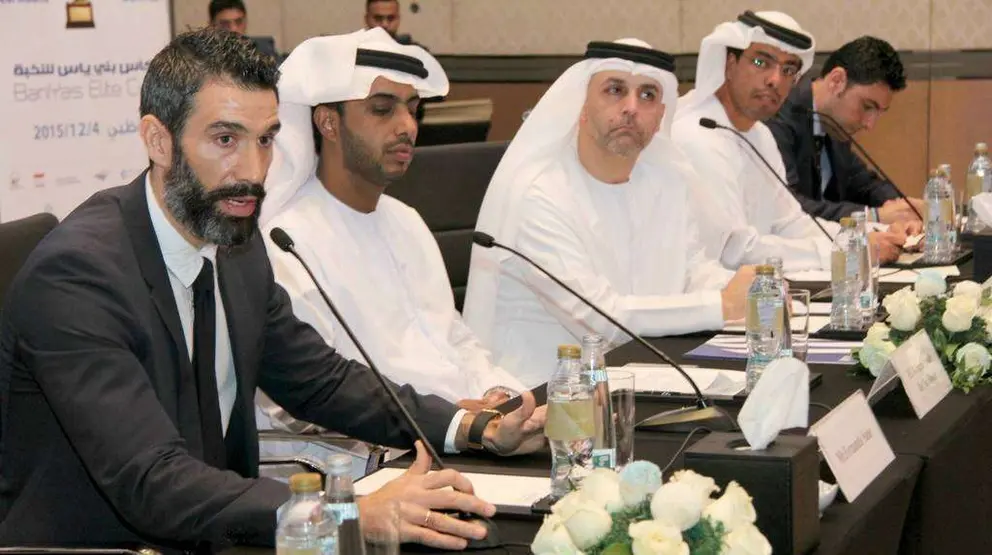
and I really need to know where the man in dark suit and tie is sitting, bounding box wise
[768,36,924,228]
[0,28,544,552]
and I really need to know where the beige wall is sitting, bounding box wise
[173,0,992,54]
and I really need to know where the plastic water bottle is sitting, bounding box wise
[924,168,957,263]
[581,334,615,469]
[324,454,361,555]
[965,143,992,233]
[277,473,338,555]
[830,217,862,331]
[765,257,792,357]
[745,265,786,393]
[546,345,595,498]
[850,210,874,322]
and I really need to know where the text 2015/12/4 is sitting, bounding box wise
[34,122,100,140]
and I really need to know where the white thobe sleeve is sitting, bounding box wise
[514,186,726,342]
[680,132,831,272]
[446,313,527,395]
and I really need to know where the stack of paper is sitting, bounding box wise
[610,363,746,397]
[354,468,551,509]
[785,266,960,284]
[685,334,859,365]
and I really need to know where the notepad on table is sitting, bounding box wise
[785,266,959,284]
[685,334,859,365]
[610,363,746,397]
[354,468,550,510]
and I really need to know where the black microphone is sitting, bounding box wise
[699,117,834,242]
[472,231,736,433]
[271,227,501,549]
[792,105,924,221]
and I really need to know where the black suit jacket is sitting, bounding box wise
[767,79,898,221]
[0,175,458,550]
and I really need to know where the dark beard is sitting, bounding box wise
[339,122,412,188]
[162,148,265,247]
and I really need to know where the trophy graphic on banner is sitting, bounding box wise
[66,0,95,28]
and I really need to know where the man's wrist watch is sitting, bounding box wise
[467,409,503,451]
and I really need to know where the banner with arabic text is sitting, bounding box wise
[0,0,171,222]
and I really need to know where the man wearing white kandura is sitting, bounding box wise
[672,10,904,272]
[463,38,755,389]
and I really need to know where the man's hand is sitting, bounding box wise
[868,231,902,264]
[888,219,924,237]
[721,265,757,322]
[481,390,546,456]
[358,441,496,550]
[879,198,924,224]
[456,389,512,412]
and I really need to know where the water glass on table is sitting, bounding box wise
[606,370,635,470]
[789,289,811,362]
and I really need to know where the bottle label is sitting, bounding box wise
[591,448,616,469]
[746,297,783,334]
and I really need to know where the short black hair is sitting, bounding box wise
[726,47,743,60]
[366,0,398,8]
[820,36,906,92]
[140,28,279,143]
[312,103,346,154]
[209,0,246,21]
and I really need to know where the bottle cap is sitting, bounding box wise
[327,454,352,476]
[755,264,775,275]
[937,164,951,178]
[289,472,322,493]
[558,344,581,359]
[839,216,855,227]
[977,142,988,154]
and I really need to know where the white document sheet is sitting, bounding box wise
[354,468,551,509]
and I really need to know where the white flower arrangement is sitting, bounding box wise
[852,271,992,392]
[531,462,770,555]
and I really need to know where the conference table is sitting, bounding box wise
[393,259,992,555]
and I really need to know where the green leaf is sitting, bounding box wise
[601,543,632,555]
[945,343,960,361]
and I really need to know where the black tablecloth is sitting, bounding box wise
[607,330,992,554]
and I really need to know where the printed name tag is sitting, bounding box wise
[887,330,953,419]
[810,390,895,502]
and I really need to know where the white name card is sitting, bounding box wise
[887,330,953,419]
[810,390,895,502]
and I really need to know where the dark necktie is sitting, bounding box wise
[192,259,226,469]
[812,134,826,196]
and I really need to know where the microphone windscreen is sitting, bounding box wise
[269,227,295,252]
[472,231,496,248]
[698,118,718,129]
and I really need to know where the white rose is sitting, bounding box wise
[864,322,891,346]
[702,481,756,533]
[650,482,704,531]
[551,491,585,521]
[858,340,897,377]
[579,468,624,513]
[984,313,992,341]
[721,522,772,555]
[883,288,922,331]
[943,295,979,333]
[955,342,991,373]
[953,280,983,302]
[531,514,583,555]
[628,520,689,555]
[619,461,664,507]
[914,270,947,298]
[562,502,613,550]
[667,469,719,506]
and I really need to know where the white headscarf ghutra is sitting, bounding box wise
[260,27,449,227]
[463,39,687,348]
[678,10,815,116]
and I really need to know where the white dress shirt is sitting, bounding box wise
[144,176,238,433]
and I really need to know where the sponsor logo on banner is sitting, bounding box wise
[10,173,22,190]
[94,169,109,181]
[65,0,95,28]
[32,172,46,188]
